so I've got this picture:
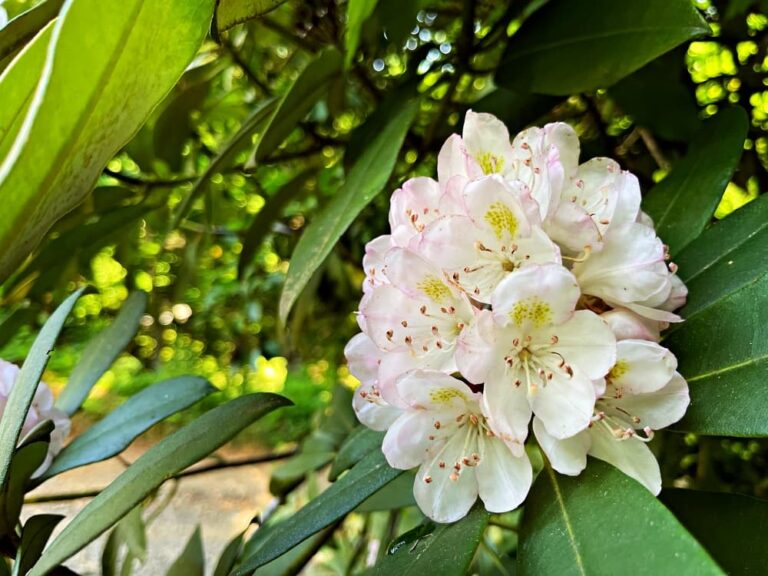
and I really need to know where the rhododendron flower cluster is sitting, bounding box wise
[345,111,690,523]
[0,359,70,477]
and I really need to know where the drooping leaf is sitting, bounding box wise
[518,461,723,575]
[643,106,748,256]
[166,526,204,576]
[0,0,216,283]
[496,0,709,95]
[328,426,383,481]
[214,0,287,35]
[245,48,343,170]
[0,441,49,538]
[344,0,378,68]
[0,287,83,489]
[13,514,63,576]
[233,450,402,574]
[56,291,148,416]
[28,393,291,575]
[371,504,489,576]
[661,489,768,575]
[172,97,277,227]
[0,21,52,161]
[0,0,62,65]
[44,376,215,479]
[610,47,701,142]
[279,99,418,323]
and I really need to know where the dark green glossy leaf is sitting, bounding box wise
[45,376,215,479]
[0,288,83,488]
[357,471,416,512]
[661,195,768,436]
[344,0,378,67]
[245,48,342,170]
[497,0,708,95]
[56,291,148,416]
[518,461,722,575]
[215,0,287,34]
[234,450,402,574]
[661,489,768,575]
[372,504,489,576]
[13,514,63,576]
[610,48,701,142]
[269,451,335,497]
[0,0,216,283]
[0,441,48,538]
[166,526,204,576]
[0,0,62,64]
[153,81,210,172]
[643,106,748,256]
[252,527,334,576]
[28,393,291,576]
[329,426,383,481]
[279,99,418,323]
[213,531,244,576]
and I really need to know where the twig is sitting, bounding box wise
[638,127,671,172]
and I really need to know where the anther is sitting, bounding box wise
[423,475,432,484]
[434,421,441,429]
[401,320,408,327]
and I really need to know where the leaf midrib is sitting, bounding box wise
[546,464,586,576]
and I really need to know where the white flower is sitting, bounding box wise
[418,175,560,303]
[534,339,689,493]
[456,264,616,443]
[382,370,532,523]
[362,235,392,294]
[0,359,70,477]
[388,176,463,248]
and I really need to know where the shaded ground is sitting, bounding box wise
[23,441,280,575]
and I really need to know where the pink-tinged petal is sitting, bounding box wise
[573,222,670,307]
[389,177,444,247]
[587,426,662,494]
[492,264,579,329]
[482,369,532,452]
[624,301,681,323]
[610,372,689,430]
[660,274,688,312]
[377,349,456,404]
[395,370,478,414]
[537,310,616,380]
[562,157,620,233]
[362,235,393,293]
[530,365,595,439]
[609,340,677,395]
[542,122,581,178]
[462,111,514,177]
[455,310,499,384]
[382,248,461,305]
[637,210,654,228]
[353,380,402,431]
[437,133,482,183]
[418,214,485,271]
[344,333,381,385]
[383,411,439,469]
[476,436,532,513]
[461,176,533,240]
[546,200,601,255]
[601,308,661,342]
[533,417,590,476]
[612,171,642,228]
[413,429,479,523]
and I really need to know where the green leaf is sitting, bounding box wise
[0,441,49,538]
[238,167,317,279]
[518,461,723,575]
[44,376,215,479]
[153,81,210,172]
[28,393,291,575]
[56,291,148,416]
[0,0,216,283]
[0,21,52,161]
[661,489,768,575]
[357,471,416,512]
[279,99,418,323]
[643,107,748,256]
[609,48,701,142]
[252,526,335,576]
[245,48,343,170]
[212,531,244,576]
[269,451,335,497]
[172,97,277,227]
[234,450,402,574]
[345,0,378,68]
[496,0,709,95]
[0,0,62,64]
[13,514,63,576]
[471,88,561,136]
[372,504,489,576]
[0,287,83,489]
[166,527,204,576]
[214,0,287,34]
[329,426,383,481]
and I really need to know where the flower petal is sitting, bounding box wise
[462,111,514,177]
[533,417,590,476]
[389,177,445,247]
[383,411,438,469]
[612,372,689,430]
[610,339,677,395]
[482,368,532,451]
[531,365,595,439]
[362,235,393,293]
[353,380,402,431]
[395,370,478,413]
[601,308,661,342]
[588,426,662,494]
[476,436,532,513]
